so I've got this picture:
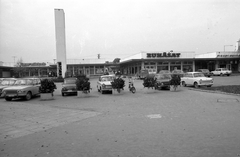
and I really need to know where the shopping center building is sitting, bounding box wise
[1,39,240,78]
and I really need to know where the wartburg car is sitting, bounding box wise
[2,78,41,101]
[181,72,213,88]
[61,77,77,96]
[97,75,115,94]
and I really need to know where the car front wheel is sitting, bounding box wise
[5,97,12,101]
[194,82,199,88]
[182,81,186,87]
[25,92,32,100]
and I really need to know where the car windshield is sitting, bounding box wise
[193,73,205,77]
[0,80,16,86]
[157,74,171,79]
[101,77,114,81]
[201,69,209,72]
[64,79,76,84]
[14,79,33,85]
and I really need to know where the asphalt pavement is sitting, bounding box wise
[0,76,240,157]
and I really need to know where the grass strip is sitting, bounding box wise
[202,85,240,94]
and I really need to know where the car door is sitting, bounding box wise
[30,79,38,95]
[97,77,101,90]
[188,74,194,85]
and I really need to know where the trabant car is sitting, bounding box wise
[154,73,172,90]
[211,68,232,76]
[61,77,77,96]
[97,75,115,94]
[181,72,213,88]
[0,78,17,97]
[2,78,41,101]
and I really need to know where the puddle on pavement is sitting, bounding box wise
[217,98,239,103]
[146,114,162,119]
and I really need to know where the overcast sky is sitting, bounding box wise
[0,0,239,63]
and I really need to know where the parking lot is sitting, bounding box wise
[0,75,240,157]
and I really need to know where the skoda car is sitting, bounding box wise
[61,77,77,96]
[97,75,115,94]
[2,78,41,101]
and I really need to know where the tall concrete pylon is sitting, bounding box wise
[54,9,67,78]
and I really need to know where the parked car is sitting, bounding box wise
[136,70,149,79]
[196,69,212,77]
[154,73,172,90]
[97,75,115,94]
[0,78,17,97]
[158,70,171,74]
[181,72,213,88]
[61,77,77,96]
[171,70,185,78]
[2,78,41,101]
[211,68,232,76]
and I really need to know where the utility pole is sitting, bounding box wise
[12,56,16,66]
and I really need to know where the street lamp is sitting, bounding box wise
[224,45,233,52]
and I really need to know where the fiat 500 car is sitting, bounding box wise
[97,75,115,94]
[181,72,213,88]
[61,77,77,96]
[0,78,17,97]
[154,73,172,90]
[2,78,41,101]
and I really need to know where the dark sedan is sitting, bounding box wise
[197,69,212,77]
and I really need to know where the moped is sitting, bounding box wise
[128,77,136,93]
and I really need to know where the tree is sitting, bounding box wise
[113,58,120,63]
[13,58,27,78]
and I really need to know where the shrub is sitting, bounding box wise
[111,77,125,90]
[143,76,157,89]
[76,74,91,91]
[39,79,57,93]
[169,74,181,86]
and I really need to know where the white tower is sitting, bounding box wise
[236,39,240,51]
[54,9,67,78]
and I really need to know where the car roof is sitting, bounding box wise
[64,77,77,80]
[101,75,115,77]
[186,72,202,74]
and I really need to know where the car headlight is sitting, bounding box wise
[102,84,106,88]
[17,90,26,93]
[2,90,6,95]
[62,87,67,91]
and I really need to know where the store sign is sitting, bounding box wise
[21,62,46,67]
[146,52,181,58]
[217,54,240,58]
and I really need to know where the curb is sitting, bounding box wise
[188,88,240,97]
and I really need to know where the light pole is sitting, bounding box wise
[12,56,16,66]
[224,45,233,52]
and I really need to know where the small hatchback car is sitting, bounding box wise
[97,75,115,94]
[61,77,77,96]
